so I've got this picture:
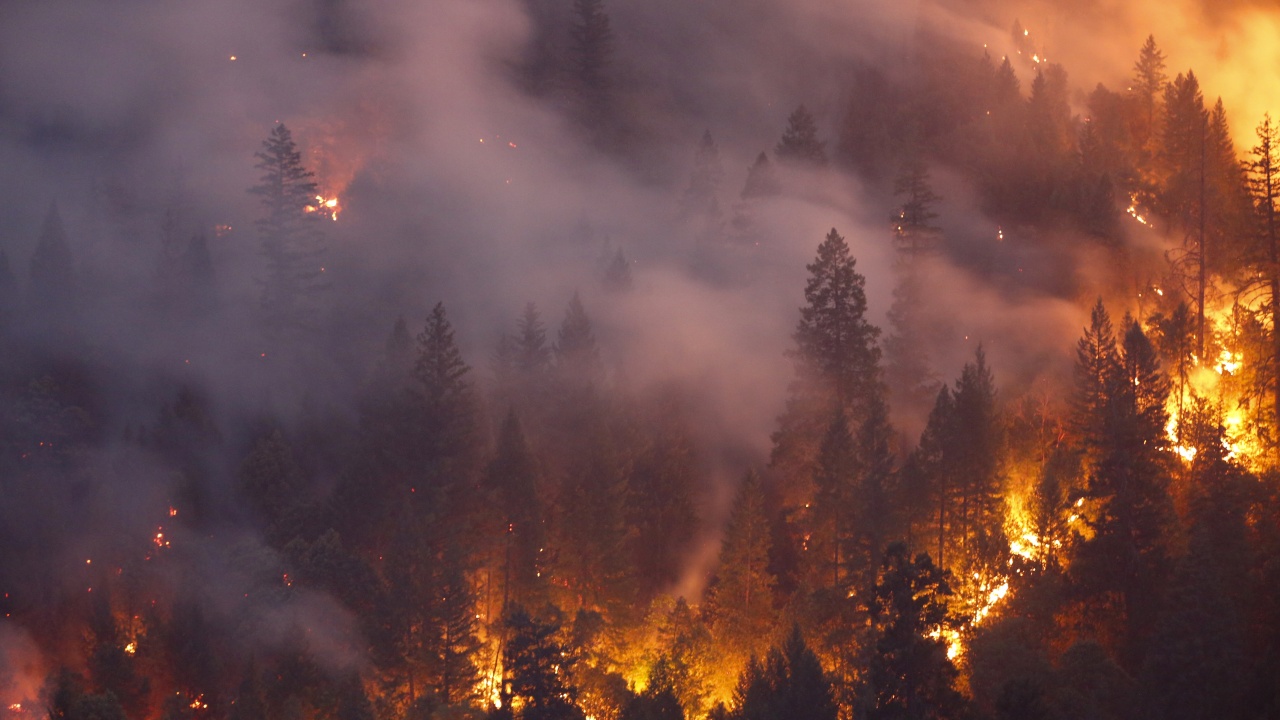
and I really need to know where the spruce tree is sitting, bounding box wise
[772,228,882,509]
[741,152,780,199]
[485,410,547,610]
[555,292,602,387]
[502,606,585,720]
[708,471,777,661]
[568,0,614,133]
[1131,35,1167,173]
[865,544,967,720]
[810,409,856,591]
[775,106,827,167]
[681,130,724,220]
[1247,113,1280,459]
[249,123,328,341]
[891,157,942,257]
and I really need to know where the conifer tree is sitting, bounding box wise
[249,124,327,341]
[516,303,552,379]
[555,292,602,388]
[1247,114,1280,457]
[568,0,614,133]
[502,606,585,720]
[741,152,780,200]
[775,106,827,167]
[772,229,883,511]
[603,248,633,292]
[811,409,857,590]
[1131,35,1167,175]
[865,544,967,720]
[681,130,724,220]
[891,157,942,257]
[412,302,476,477]
[708,471,777,660]
[428,540,483,706]
[1070,308,1176,666]
[486,410,548,610]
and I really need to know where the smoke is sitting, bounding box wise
[0,0,1239,672]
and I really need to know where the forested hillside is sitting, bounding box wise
[2,2,1280,720]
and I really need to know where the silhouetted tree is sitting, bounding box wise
[865,544,967,720]
[775,106,827,167]
[249,124,327,341]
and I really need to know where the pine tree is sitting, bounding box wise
[603,248,633,292]
[741,152,780,199]
[249,124,328,341]
[502,606,585,720]
[708,471,777,661]
[1070,309,1176,667]
[568,0,614,133]
[1131,35,1167,174]
[412,302,476,477]
[775,106,827,167]
[865,544,967,720]
[627,421,698,599]
[771,229,883,511]
[555,292,602,388]
[810,409,857,591]
[1160,72,1211,353]
[949,347,1006,579]
[238,427,306,542]
[516,303,552,378]
[849,394,898,587]
[1247,114,1280,459]
[891,157,942,257]
[726,626,836,720]
[681,130,724,220]
[485,410,547,609]
[429,541,483,706]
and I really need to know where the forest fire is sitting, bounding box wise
[305,195,340,221]
[10,6,1280,720]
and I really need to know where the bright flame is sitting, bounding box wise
[124,641,136,656]
[305,195,341,221]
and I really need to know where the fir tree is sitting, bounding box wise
[741,152,780,199]
[681,130,724,220]
[810,409,857,591]
[1131,35,1167,171]
[708,471,777,661]
[772,228,883,510]
[864,544,967,720]
[568,0,614,133]
[485,409,547,609]
[775,106,827,167]
[891,156,942,257]
[555,292,602,387]
[1247,113,1280,459]
[249,124,328,341]
[502,606,585,720]
[602,248,633,292]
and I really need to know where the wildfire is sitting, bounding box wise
[189,695,207,710]
[1126,197,1152,226]
[124,641,137,656]
[305,195,341,221]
